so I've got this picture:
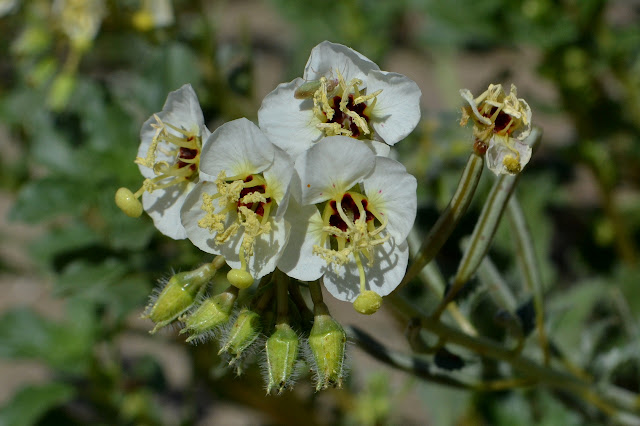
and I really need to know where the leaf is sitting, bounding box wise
[0,307,94,373]
[0,383,75,426]
[9,177,90,224]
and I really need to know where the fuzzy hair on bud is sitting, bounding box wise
[181,289,238,344]
[143,263,218,333]
[219,308,263,364]
[264,323,300,395]
[307,314,347,391]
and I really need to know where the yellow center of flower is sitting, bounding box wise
[309,70,382,139]
[465,85,530,169]
[115,114,202,217]
[313,191,389,296]
[197,172,275,283]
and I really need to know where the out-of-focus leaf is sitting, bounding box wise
[0,308,94,373]
[546,279,610,364]
[29,224,100,269]
[56,258,149,321]
[9,177,91,223]
[0,382,75,426]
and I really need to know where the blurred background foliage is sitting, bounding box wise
[1,0,639,424]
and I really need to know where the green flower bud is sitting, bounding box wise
[181,288,238,343]
[265,323,300,395]
[144,263,218,334]
[219,308,262,363]
[308,314,347,391]
[353,290,383,315]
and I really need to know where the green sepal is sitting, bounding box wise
[308,315,347,391]
[144,263,217,333]
[265,323,299,394]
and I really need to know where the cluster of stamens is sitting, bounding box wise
[311,71,382,139]
[116,115,202,217]
[461,84,530,173]
[313,192,389,294]
[198,172,274,285]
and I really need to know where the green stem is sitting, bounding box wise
[433,172,520,319]
[507,195,550,364]
[396,152,484,292]
[309,280,330,316]
[389,295,640,421]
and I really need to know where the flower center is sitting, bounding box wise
[198,172,275,277]
[116,115,203,216]
[311,70,382,140]
[134,114,202,194]
[313,192,389,294]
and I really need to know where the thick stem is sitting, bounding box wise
[308,280,330,316]
[397,152,484,291]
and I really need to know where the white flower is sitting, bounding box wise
[115,84,210,239]
[258,41,422,159]
[180,118,294,285]
[460,83,533,175]
[279,136,416,308]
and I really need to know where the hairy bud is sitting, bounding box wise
[308,314,347,390]
[265,323,299,394]
[219,308,262,364]
[181,288,238,343]
[144,263,218,333]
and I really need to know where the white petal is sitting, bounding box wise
[363,140,391,157]
[277,198,326,281]
[180,181,224,254]
[460,88,491,125]
[322,238,409,302]
[258,79,323,159]
[137,84,208,179]
[295,136,375,205]
[513,98,533,141]
[486,137,533,176]
[200,118,274,178]
[158,84,206,134]
[221,217,290,280]
[304,41,379,86]
[363,157,417,242]
[141,181,192,240]
[366,71,421,146]
[263,146,295,219]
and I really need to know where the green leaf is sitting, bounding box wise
[0,382,75,426]
[0,308,93,373]
[10,177,90,224]
[55,258,128,298]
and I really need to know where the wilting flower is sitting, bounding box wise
[258,41,422,159]
[460,83,533,175]
[180,118,294,287]
[53,0,105,50]
[279,136,416,313]
[115,84,211,239]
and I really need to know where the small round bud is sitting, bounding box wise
[228,269,254,289]
[353,290,383,315]
[219,309,262,362]
[115,187,143,218]
[182,289,238,343]
[144,263,219,333]
[265,323,300,395]
[308,315,347,391]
